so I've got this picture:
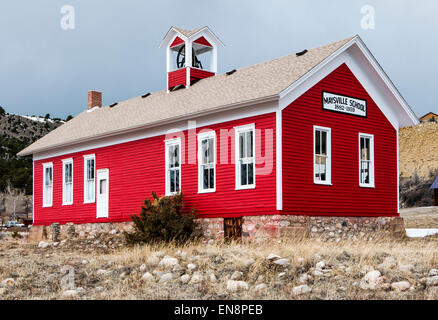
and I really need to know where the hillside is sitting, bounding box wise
[0,108,64,195]
[399,121,438,208]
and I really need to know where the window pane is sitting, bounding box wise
[321,131,327,155]
[175,169,180,192]
[248,163,254,185]
[241,163,247,185]
[209,168,214,189]
[203,167,209,189]
[239,133,245,158]
[246,131,253,157]
[208,138,214,164]
[315,130,320,155]
[174,146,179,167]
[170,170,175,192]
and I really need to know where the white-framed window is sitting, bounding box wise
[314,126,331,185]
[42,162,53,207]
[235,124,255,190]
[62,158,73,205]
[165,138,181,195]
[84,154,95,203]
[198,131,216,193]
[359,133,375,187]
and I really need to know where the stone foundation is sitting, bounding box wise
[197,215,405,241]
[28,214,405,243]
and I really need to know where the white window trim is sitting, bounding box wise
[165,137,182,196]
[359,133,375,188]
[313,125,332,185]
[235,123,256,190]
[62,158,73,205]
[198,131,216,193]
[83,154,96,203]
[42,162,53,208]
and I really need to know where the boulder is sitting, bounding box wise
[159,273,173,283]
[209,273,217,283]
[315,261,326,270]
[139,264,147,272]
[254,283,267,292]
[62,290,78,298]
[227,280,248,292]
[274,258,290,266]
[360,270,383,290]
[190,273,204,284]
[180,274,191,284]
[429,269,438,277]
[230,271,243,280]
[1,278,15,288]
[266,253,281,261]
[299,273,311,284]
[141,272,154,282]
[187,263,197,272]
[159,256,179,269]
[391,281,410,292]
[292,285,311,296]
[38,241,49,249]
[426,276,438,286]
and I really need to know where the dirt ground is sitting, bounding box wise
[400,207,438,228]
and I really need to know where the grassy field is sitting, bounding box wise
[1,236,438,300]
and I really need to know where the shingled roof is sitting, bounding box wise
[18,36,355,156]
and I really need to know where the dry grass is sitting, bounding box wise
[1,236,438,300]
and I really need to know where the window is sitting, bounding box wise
[84,155,95,203]
[62,159,73,205]
[43,163,53,207]
[235,124,255,189]
[198,131,216,193]
[165,138,181,195]
[314,126,331,185]
[359,133,374,187]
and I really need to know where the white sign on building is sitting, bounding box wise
[322,92,367,117]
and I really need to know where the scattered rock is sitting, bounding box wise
[313,270,324,277]
[1,278,15,288]
[391,281,410,292]
[360,265,374,275]
[207,239,214,245]
[209,273,217,283]
[292,285,311,296]
[62,290,78,298]
[187,263,197,272]
[297,257,305,265]
[190,273,204,284]
[244,258,255,267]
[266,253,281,261]
[398,264,414,273]
[360,270,383,290]
[316,261,326,270]
[180,274,191,284]
[378,257,397,271]
[146,255,160,266]
[227,280,248,292]
[81,259,88,265]
[159,273,173,283]
[426,276,438,286]
[109,229,117,235]
[159,256,179,269]
[139,264,147,273]
[278,272,286,278]
[274,258,290,266]
[142,272,154,282]
[427,286,438,300]
[96,286,104,292]
[429,269,438,277]
[0,288,5,296]
[254,283,267,292]
[231,271,243,280]
[38,241,49,249]
[96,269,112,276]
[299,273,311,284]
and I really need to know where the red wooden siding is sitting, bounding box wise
[33,113,277,225]
[170,36,184,48]
[282,63,398,216]
[168,68,187,89]
[193,36,212,47]
[190,68,215,82]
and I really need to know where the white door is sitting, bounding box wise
[96,169,109,218]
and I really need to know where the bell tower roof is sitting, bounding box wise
[159,26,224,48]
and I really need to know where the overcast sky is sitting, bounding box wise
[0,0,437,119]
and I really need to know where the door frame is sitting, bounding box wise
[96,168,109,219]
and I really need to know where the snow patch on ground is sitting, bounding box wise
[405,228,438,238]
[20,115,54,123]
